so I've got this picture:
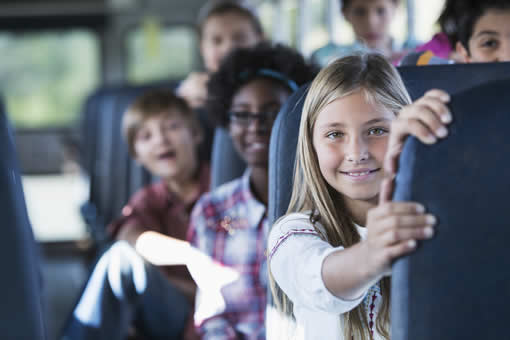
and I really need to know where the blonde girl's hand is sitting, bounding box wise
[363,200,436,277]
[385,89,452,176]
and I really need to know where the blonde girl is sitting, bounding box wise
[268,53,451,340]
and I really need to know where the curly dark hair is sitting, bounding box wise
[456,0,510,52]
[207,42,319,127]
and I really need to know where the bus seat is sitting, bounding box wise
[0,100,46,339]
[81,85,157,245]
[268,84,309,224]
[268,62,510,225]
[391,78,510,339]
[399,62,510,100]
[210,127,245,189]
[80,81,214,245]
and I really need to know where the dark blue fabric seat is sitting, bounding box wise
[392,78,510,339]
[210,127,245,189]
[0,98,46,339]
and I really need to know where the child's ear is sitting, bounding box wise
[455,41,471,63]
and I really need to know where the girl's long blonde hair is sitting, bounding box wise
[269,54,411,340]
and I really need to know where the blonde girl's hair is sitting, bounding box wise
[269,53,411,340]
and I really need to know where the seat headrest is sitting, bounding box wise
[392,78,510,339]
[400,62,510,100]
[268,84,309,224]
[210,127,245,190]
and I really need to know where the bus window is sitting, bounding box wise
[127,23,198,84]
[302,0,336,56]
[0,29,100,242]
[258,0,302,48]
[0,30,99,128]
[413,0,445,42]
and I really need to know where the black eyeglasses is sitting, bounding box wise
[228,111,279,126]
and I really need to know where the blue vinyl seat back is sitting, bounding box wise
[391,78,510,339]
[210,127,245,189]
[81,85,160,243]
[81,81,214,243]
[268,85,309,224]
[399,62,510,99]
[0,99,45,339]
[268,62,510,225]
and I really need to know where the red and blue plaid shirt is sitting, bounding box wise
[187,170,268,340]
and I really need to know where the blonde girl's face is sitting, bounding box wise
[312,90,394,204]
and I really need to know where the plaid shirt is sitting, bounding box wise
[187,170,268,340]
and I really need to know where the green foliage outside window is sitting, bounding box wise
[0,31,99,128]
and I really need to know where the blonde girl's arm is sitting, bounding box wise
[326,87,452,300]
[269,215,368,313]
[320,91,450,301]
[322,200,436,300]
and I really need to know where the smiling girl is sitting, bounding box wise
[268,54,451,340]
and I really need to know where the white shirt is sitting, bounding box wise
[267,212,384,340]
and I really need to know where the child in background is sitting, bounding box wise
[177,0,264,109]
[311,0,405,66]
[187,42,317,339]
[402,0,510,65]
[63,90,209,340]
[268,54,451,340]
[455,0,510,63]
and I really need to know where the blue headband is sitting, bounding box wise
[239,68,299,92]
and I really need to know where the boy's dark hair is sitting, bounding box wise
[206,42,319,127]
[457,0,510,52]
[122,89,201,157]
[438,0,461,48]
[197,0,263,38]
